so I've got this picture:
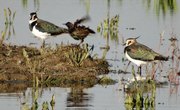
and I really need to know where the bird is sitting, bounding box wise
[29,12,68,47]
[64,16,95,45]
[124,36,168,76]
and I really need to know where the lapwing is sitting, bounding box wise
[64,16,95,45]
[124,37,168,75]
[29,12,68,47]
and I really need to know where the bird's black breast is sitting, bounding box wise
[68,28,75,33]
[124,46,130,53]
[29,21,36,31]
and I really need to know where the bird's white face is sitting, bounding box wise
[125,39,136,46]
[29,13,37,24]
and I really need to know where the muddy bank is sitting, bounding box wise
[0,43,110,88]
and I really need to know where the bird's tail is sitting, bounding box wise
[155,55,169,61]
[58,27,69,34]
[88,28,95,34]
[51,27,69,36]
[61,28,69,33]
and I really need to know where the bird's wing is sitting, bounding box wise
[71,27,89,38]
[74,16,90,26]
[126,44,159,61]
[37,19,68,35]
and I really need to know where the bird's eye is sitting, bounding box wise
[128,41,131,45]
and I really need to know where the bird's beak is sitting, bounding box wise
[123,43,126,46]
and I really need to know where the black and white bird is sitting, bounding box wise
[29,12,68,47]
[124,37,169,75]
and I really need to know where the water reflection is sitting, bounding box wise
[97,0,120,59]
[3,8,16,41]
[97,0,119,44]
[80,0,90,15]
[67,86,92,108]
[97,15,119,45]
[143,0,178,17]
[167,34,180,85]
[21,0,40,10]
[19,80,94,110]
[124,81,156,110]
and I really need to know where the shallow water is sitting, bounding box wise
[0,0,180,110]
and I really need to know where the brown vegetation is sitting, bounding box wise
[0,43,109,87]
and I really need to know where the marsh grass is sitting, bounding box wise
[0,31,5,45]
[143,0,178,17]
[97,15,119,59]
[124,66,156,109]
[4,8,16,25]
[97,15,119,44]
[168,33,180,85]
[0,42,110,87]
[65,44,91,67]
[98,76,117,85]
[123,32,180,109]
[21,78,55,110]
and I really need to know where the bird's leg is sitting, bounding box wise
[78,39,84,46]
[124,61,131,72]
[41,39,45,48]
[151,62,156,79]
[138,66,142,76]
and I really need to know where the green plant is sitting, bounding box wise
[124,70,156,109]
[42,101,49,110]
[50,94,55,110]
[3,8,16,40]
[98,76,117,85]
[0,31,5,46]
[66,44,92,67]
[97,15,119,44]
[21,0,40,9]
[22,48,42,86]
[23,48,30,66]
[143,0,178,17]
[125,90,155,110]
[22,48,42,73]
[4,8,16,25]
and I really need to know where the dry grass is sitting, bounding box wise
[0,43,109,87]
